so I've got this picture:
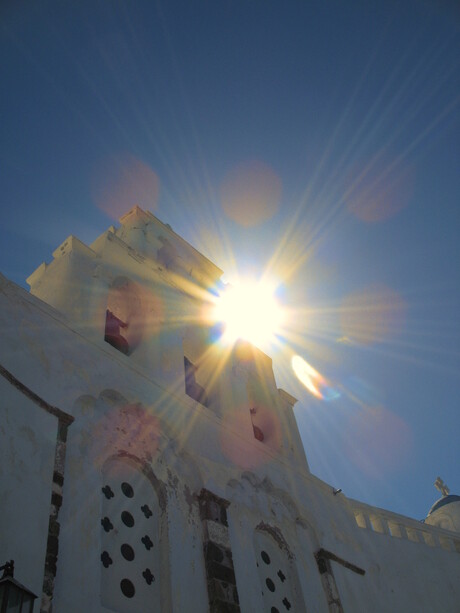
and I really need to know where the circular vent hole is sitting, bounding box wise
[266,577,276,592]
[121,511,135,527]
[120,578,135,598]
[261,550,271,565]
[121,544,135,561]
[121,482,134,498]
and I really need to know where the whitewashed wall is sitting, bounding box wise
[1,207,460,612]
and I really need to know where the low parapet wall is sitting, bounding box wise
[349,498,460,554]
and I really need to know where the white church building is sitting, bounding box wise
[1,205,459,612]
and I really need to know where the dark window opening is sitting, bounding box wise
[157,237,177,269]
[105,310,129,354]
[184,356,209,407]
[250,407,264,442]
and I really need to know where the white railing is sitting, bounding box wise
[349,499,460,554]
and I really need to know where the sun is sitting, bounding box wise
[212,280,285,349]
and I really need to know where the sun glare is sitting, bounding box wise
[213,281,284,349]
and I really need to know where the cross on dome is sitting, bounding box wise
[434,476,450,497]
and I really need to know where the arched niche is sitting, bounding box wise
[99,454,171,612]
[254,524,306,613]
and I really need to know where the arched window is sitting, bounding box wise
[254,527,304,613]
[100,457,162,612]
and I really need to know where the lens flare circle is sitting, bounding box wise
[220,159,281,227]
[345,156,415,223]
[292,355,338,401]
[91,152,160,220]
[213,281,284,349]
[340,284,406,345]
[344,405,413,478]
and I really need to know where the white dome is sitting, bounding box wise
[425,495,460,533]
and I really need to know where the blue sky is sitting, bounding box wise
[1,0,458,519]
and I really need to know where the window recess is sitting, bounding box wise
[184,356,209,407]
[105,309,130,354]
[250,407,265,442]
